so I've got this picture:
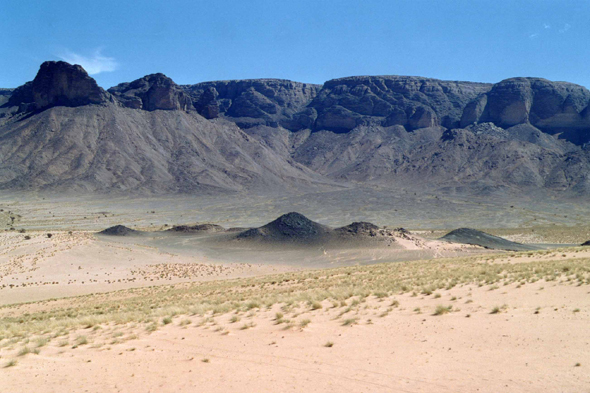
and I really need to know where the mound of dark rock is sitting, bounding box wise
[334,222,380,236]
[98,225,142,236]
[237,212,331,242]
[581,240,590,246]
[167,224,225,233]
[441,228,538,251]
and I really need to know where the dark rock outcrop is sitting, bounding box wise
[581,240,590,246]
[109,73,193,111]
[98,225,142,236]
[4,61,109,113]
[237,212,331,242]
[184,79,321,129]
[236,214,422,247]
[440,228,539,251]
[335,222,380,236]
[306,76,492,133]
[461,78,590,145]
[2,60,590,196]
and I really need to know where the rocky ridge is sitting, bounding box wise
[184,79,321,130]
[1,61,590,195]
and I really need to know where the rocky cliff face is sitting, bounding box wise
[108,74,193,111]
[4,61,109,114]
[461,77,590,145]
[184,79,321,129]
[2,60,590,195]
[305,76,492,133]
[184,75,492,134]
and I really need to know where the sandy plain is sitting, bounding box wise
[1,194,589,392]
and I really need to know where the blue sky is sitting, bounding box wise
[1,0,588,89]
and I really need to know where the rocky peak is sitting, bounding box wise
[6,61,108,112]
[108,73,193,111]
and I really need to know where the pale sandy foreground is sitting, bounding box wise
[2,248,590,392]
[2,284,589,392]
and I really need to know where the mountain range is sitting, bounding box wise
[1,61,589,195]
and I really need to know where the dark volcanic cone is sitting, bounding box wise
[441,228,539,251]
[582,240,590,246]
[237,212,331,242]
[98,225,142,236]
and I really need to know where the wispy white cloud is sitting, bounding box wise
[58,49,118,74]
[529,33,539,39]
[543,23,551,29]
[559,23,571,33]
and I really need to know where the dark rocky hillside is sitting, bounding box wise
[1,60,590,196]
[305,76,492,133]
[0,62,329,194]
[462,77,590,145]
[108,73,193,111]
[183,79,321,130]
[2,61,110,116]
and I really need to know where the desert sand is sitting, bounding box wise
[1,197,590,392]
[2,261,589,392]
